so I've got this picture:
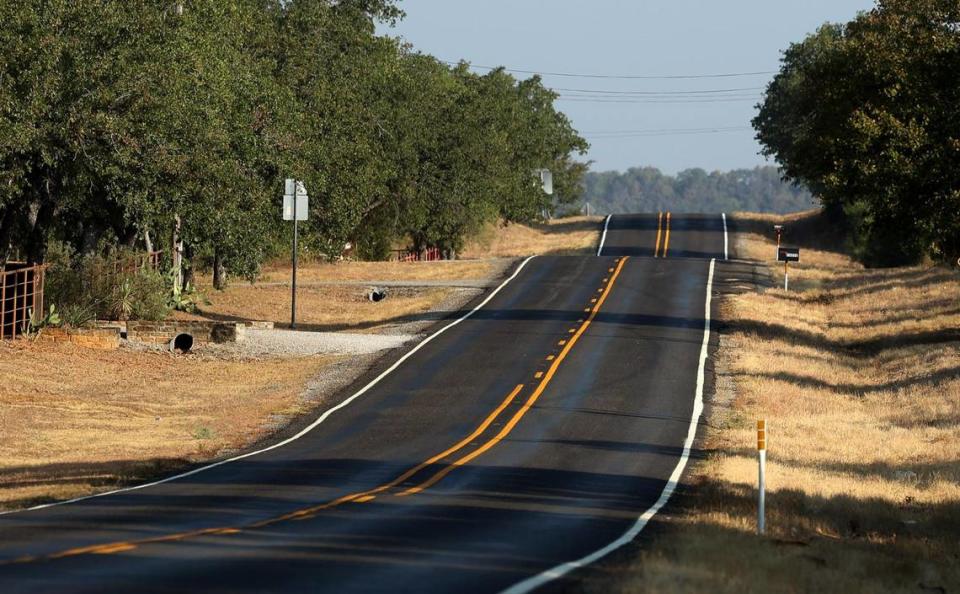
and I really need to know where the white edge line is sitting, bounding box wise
[722,212,729,260]
[500,257,716,594]
[597,215,611,256]
[0,256,538,518]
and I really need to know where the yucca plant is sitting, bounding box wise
[109,278,135,320]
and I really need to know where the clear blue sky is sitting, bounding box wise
[377,0,876,174]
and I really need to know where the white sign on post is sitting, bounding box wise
[537,169,553,195]
[282,195,309,221]
[282,179,309,221]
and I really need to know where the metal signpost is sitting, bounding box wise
[773,224,784,256]
[777,246,800,291]
[283,179,308,328]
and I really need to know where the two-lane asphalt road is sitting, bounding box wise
[0,213,728,593]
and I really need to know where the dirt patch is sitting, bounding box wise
[571,210,960,593]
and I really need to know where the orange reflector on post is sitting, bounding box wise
[757,419,766,451]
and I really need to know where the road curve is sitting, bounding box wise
[0,213,728,593]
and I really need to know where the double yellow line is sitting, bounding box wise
[654,211,672,258]
[5,257,631,567]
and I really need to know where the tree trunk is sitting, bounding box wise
[181,242,194,291]
[172,215,183,292]
[212,248,227,290]
[25,198,54,264]
[0,206,16,265]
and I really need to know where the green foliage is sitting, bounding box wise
[754,0,960,266]
[168,281,204,314]
[581,166,816,215]
[59,303,97,329]
[0,1,587,274]
[45,248,170,322]
[128,271,170,321]
[28,304,61,332]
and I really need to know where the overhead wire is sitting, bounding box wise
[558,96,759,104]
[551,85,765,96]
[441,59,775,80]
[583,126,754,139]
[439,59,764,142]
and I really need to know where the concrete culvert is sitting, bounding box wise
[170,333,194,353]
[368,288,387,303]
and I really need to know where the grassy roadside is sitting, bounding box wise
[461,216,603,258]
[1,217,602,512]
[184,260,505,330]
[575,210,960,593]
[183,217,603,329]
[176,284,459,332]
[0,340,340,511]
[254,258,500,284]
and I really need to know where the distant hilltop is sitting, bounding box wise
[579,166,815,215]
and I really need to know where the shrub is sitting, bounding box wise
[43,246,170,322]
[129,270,169,321]
[59,303,97,328]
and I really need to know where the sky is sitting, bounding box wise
[377,0,877,174]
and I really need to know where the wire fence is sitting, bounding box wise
[112,250,163,276]
[392,247,443,262]
[0,264,46,340]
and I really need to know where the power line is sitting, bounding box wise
[552,85,765,96]
[558,96,759,104]
[442,59,775,80]
[583,125,752,135]
[584,126,754,139]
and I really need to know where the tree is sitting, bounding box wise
[579,166,815,215]
[754,0,960,265]
[0,0,589,277]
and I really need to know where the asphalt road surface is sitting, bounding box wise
[0,213,729,593]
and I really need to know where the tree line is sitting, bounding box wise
[578,166,815,215]
[0,0,587,287]
[754,0,960,266]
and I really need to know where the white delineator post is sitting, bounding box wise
[757,419,767,535]
[784,260,789,292]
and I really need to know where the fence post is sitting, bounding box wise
[1,269,6,340]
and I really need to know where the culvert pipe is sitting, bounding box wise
[170,333,194,353]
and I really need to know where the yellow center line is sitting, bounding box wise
[663,212,672,257]
[256,382,527,524]
[7,256,634,565]
[654,211,664,257]
[11,383,528,566]
[397,256,630,497]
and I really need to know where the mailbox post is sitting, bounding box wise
[777,246,800,291]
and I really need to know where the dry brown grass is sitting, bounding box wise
[183,256,502,330]
[176,284,456,331]
[461,216,604,258]
[579,210,960,593]
[252,258,499,284]
[0,340,338,511]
